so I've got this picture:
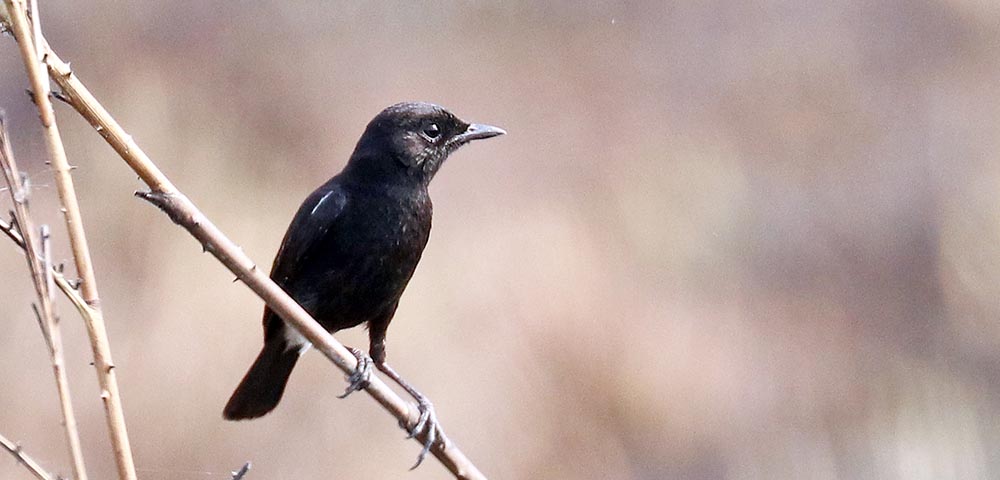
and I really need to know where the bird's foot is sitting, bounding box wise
[337,347,372,399]
[374,360,448,468]
[404,396,447,469]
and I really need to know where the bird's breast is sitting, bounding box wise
[309,188,431,318]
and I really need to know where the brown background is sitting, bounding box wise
[2,1,1000,479]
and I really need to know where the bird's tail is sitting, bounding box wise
[223,338,300,420]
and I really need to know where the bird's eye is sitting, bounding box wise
[423,123,441,139]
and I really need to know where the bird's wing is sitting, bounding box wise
[269,184,349,286]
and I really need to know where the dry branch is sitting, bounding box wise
[29,17,488,480]
[0,114,87,480]
[0,433,57,480]
[0,219,93,318]
[3,2,136,479]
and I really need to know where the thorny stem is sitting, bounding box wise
[3,2,136,479]
[0,433,57,480]
[0,113,87,480]
[0,217,92,317]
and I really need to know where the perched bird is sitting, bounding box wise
[223,102,504,464]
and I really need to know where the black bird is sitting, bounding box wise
[223,102,504,463]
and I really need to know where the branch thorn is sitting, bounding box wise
[51,90,71,105]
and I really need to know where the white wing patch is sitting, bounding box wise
[311,190,335,216]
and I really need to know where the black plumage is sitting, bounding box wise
[223,103,504,460]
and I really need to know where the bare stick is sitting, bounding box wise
[3,2,135,480]
[34,23,487,480]
[39,225,88,480]
[230,462,251,480]
[0,219,94,319]
[0,114,88,480]
[41,224,54,301]
[0,433,57,480]
[26,0,38,59]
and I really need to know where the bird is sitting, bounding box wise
[223,102,504,465]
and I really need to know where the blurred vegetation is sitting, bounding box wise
[2,1,1000,479]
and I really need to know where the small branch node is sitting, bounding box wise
[41,224,53,301]
[135,190,186,225]
[0,430,59,480]
[14,171,30,203]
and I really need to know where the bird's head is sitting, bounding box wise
[346,102,505,184]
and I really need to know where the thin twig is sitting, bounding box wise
[0,218,100,335]
[4,2,136,479]
[31,303,53,351]
[26,0,37,59]
[41,224,53,302]
[38,224,87,480]
[0,113,87,480]
[230,462,251,480]
[0,432,57,480]
[35,20,487,480]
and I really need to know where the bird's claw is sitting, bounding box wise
[404,398,446,469]
[337,347,372,399]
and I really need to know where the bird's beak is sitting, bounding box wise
[451,123,506,145]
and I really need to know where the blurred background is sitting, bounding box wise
[1,1,999,479]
